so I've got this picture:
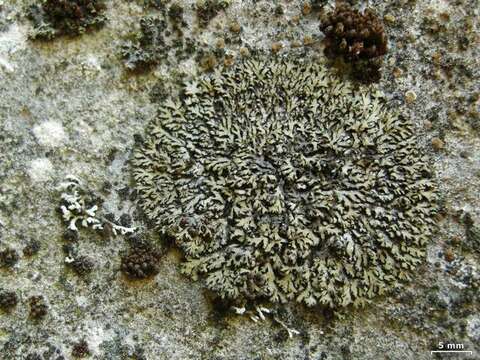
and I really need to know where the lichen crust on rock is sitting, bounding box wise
[27,0,106,40]
[133,58,438,308]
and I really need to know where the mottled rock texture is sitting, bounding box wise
[0,0,479,359]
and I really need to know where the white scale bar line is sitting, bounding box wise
[430,351,473,354]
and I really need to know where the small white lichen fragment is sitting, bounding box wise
[232,306,246,315]
[28,158,54,182]
[0,24,27,73]
[466,315,480,342]
[33,120,67,147]
[58,175,136,235]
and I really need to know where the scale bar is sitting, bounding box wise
[430,351,473,354]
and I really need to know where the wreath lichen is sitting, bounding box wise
[133,58,437,308]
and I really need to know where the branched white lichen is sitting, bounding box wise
[232,306,246,315]
[59,175,136,236]
[133,58,437,308]
[273,316,300,339]
[233,305,300,338]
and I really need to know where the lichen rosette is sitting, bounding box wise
[133,59,437,308]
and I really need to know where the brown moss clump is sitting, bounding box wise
[28,0,106,40]
[29,296,48,320]
[0,290,18,311]
[319,3,388,83]
[72,340,90,358]
[168,3,184,23]
[320,3,387,61]
[0,248,19,268]
[121,242,162,279]
[68,256,95,276]
[274,5,284,16]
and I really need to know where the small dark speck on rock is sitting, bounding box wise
[29,295,48,320]
[320,306,335,322]
[341,344,352,357]
[72,340,90,358]
[168,3,184,23]
[444,248,455,262]
[102,181,113,192]
[0,289,18,311]
[104,213,115,223]
[68,256,95,276]
[62,243,77,256]
[0,248,19,268]
[273,329,290,343]
[133,349,147,360]
[23,239,41,257]
[129,189,138,202]
[63,229,79,243]
[459,150,470,159]
[101,222,114,240]
[25,353,42,360]
[120,213,132,227]
[318,352,328,360]
[118,186,130,201]
[133,133,143,144]
[107,148,118,163]
[204,290,236,324]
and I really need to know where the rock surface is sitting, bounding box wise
[0,0,479,359]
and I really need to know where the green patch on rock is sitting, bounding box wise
[133,58,438,308]
[27,0,106,40]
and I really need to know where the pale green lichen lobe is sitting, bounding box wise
[133,59,437,308]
